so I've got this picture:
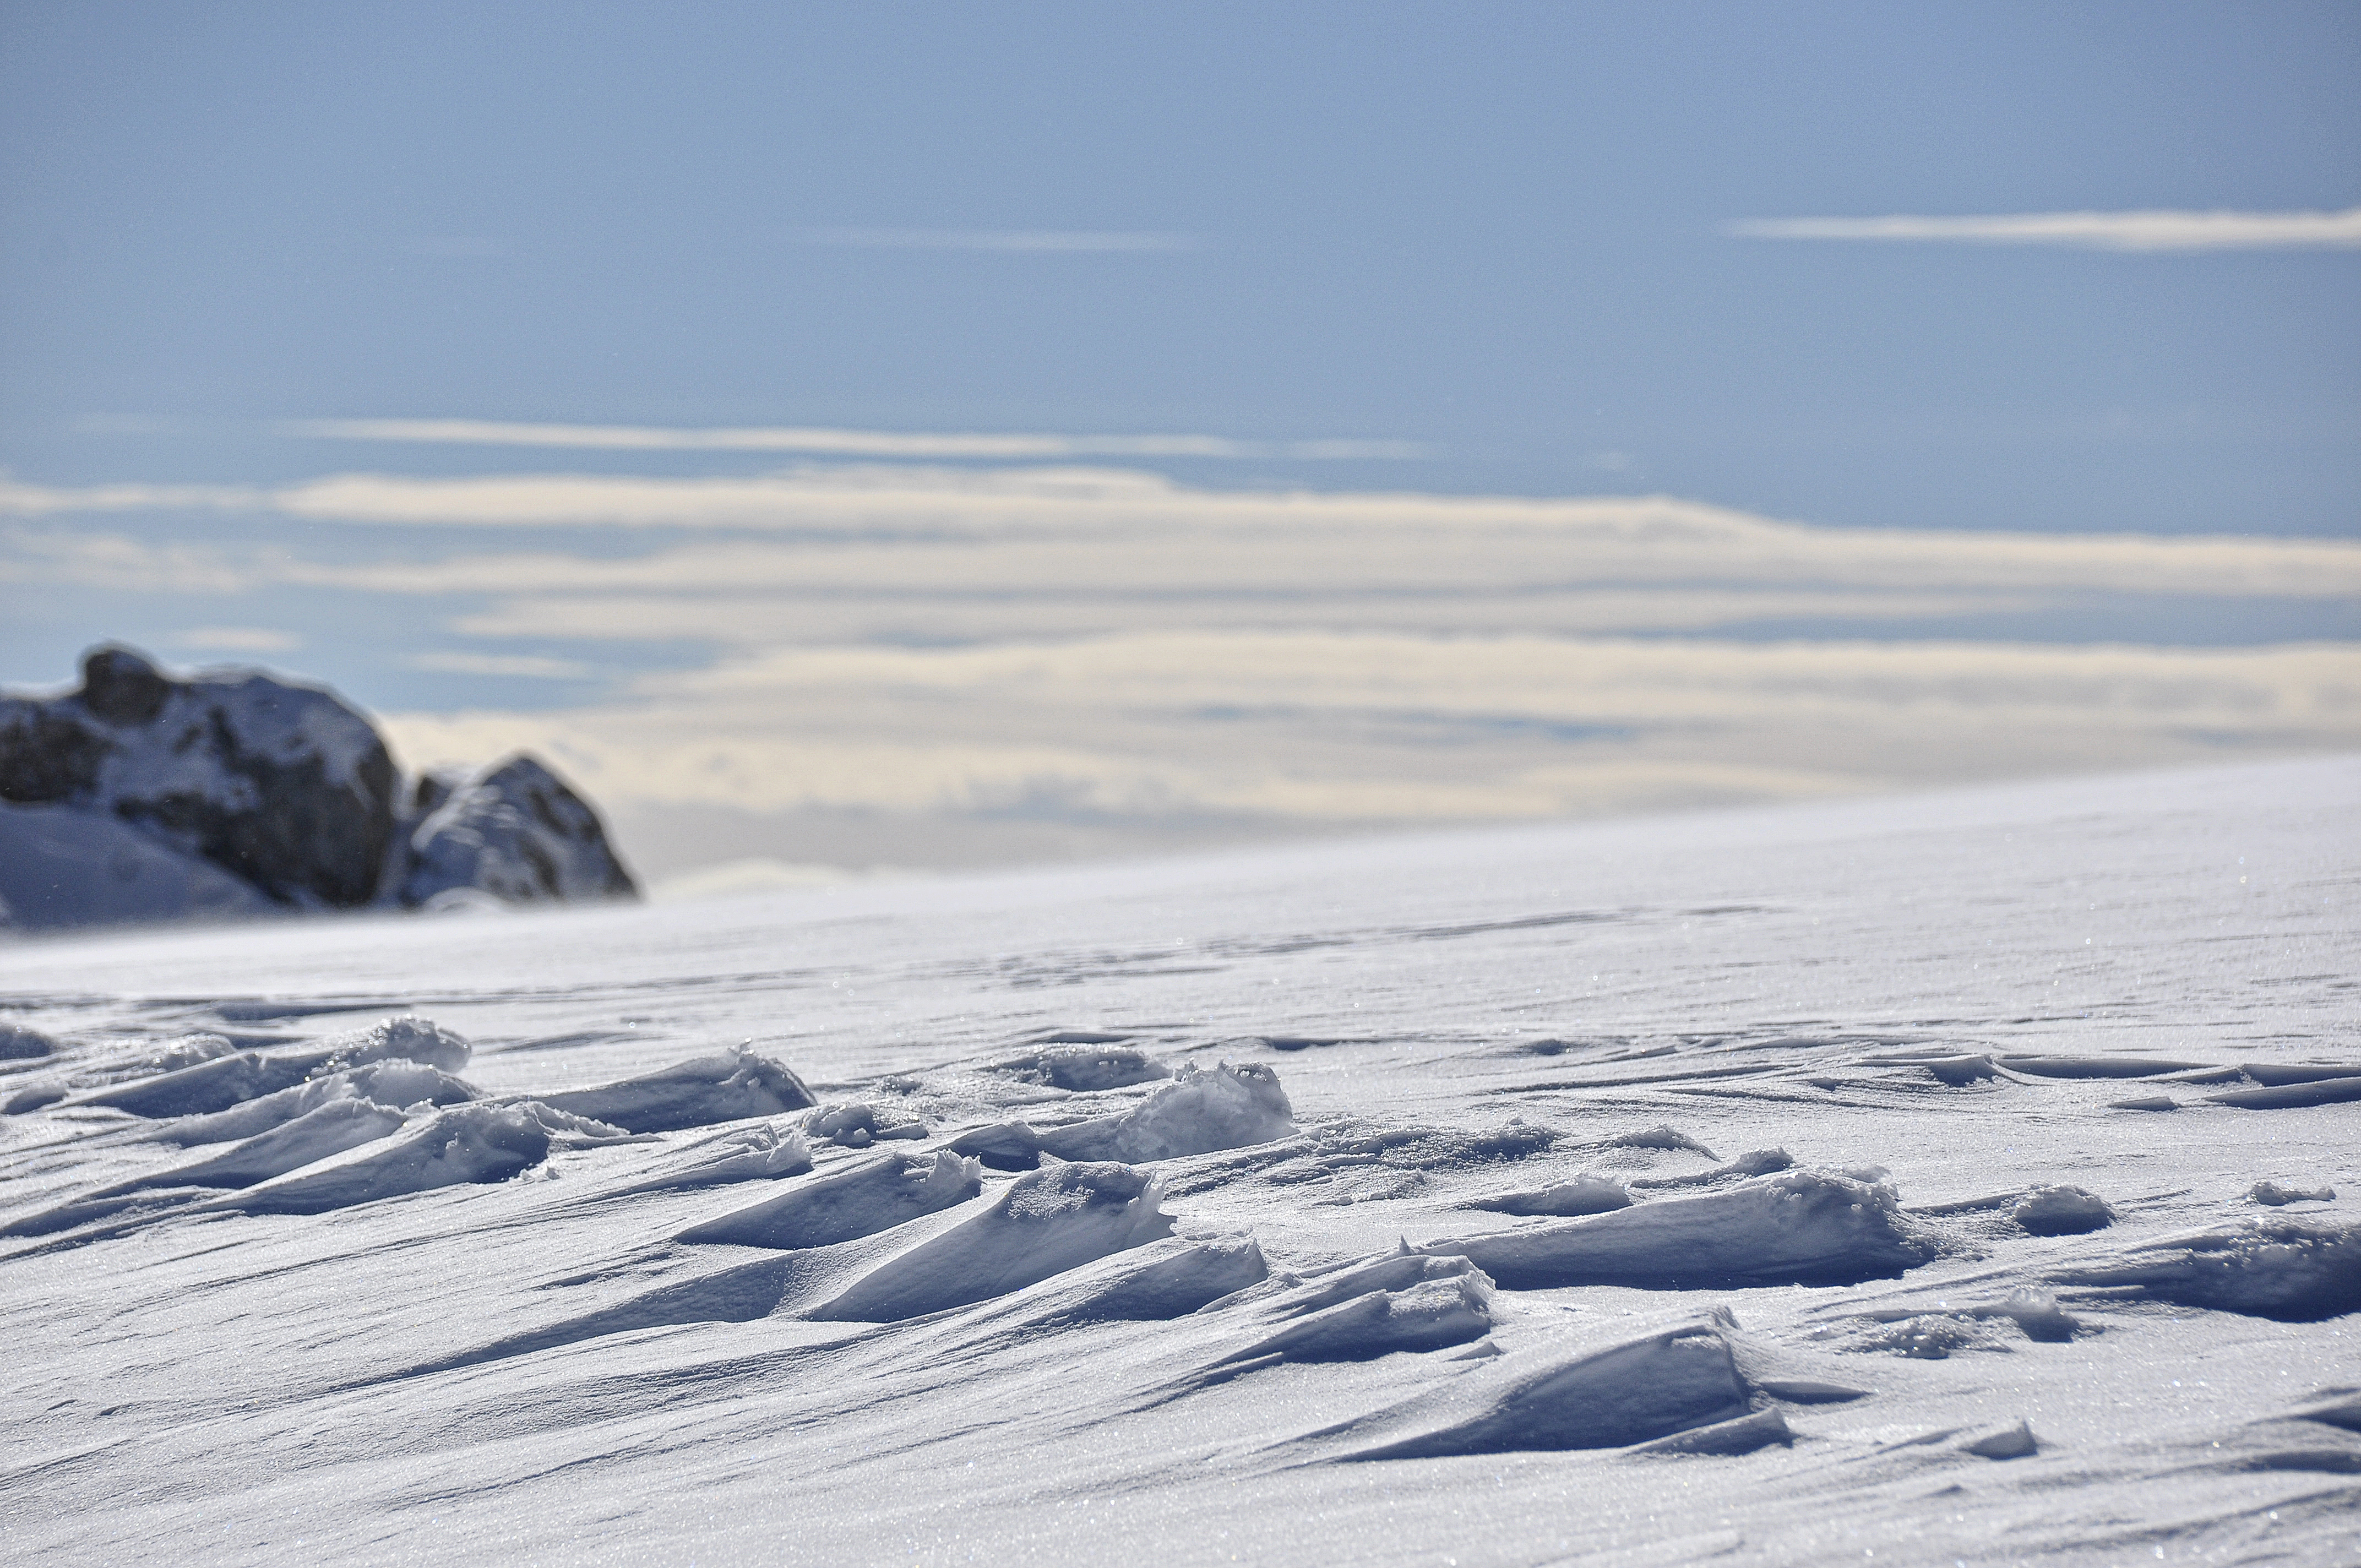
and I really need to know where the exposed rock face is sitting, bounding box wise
[401,755,639,906]
[1,646,398,907]
[0,645,638,930]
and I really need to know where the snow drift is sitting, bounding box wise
[951,1062,1296,1168]
[209,1100,626,1215]
[1301,1308,1766,1460]
[2052,1217,2361,1321]
[679,1148,982,1249]
[534,1045,814,1133]
[809,1161,1174,1321]
[1426,1169,1941,1289]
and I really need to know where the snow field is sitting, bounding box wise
[0,755,2354,1565]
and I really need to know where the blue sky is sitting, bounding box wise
[4,1,2354,528]
[3,3,2356,883]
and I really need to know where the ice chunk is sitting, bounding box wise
[2012,1185,2113,1236]
[2250,1181,2337,1206]
[1607,1125,1717,1157]
[0,1022,55,1060]
[803,1101,927,1148]
[1465,1174,1631,1217]
[535,1044,814,1133]
[1308,1309,1756,1460]
[678,1150,982,1250]
[809,1161,1173,1322]
[211,1100,625,1215]
[1425,1169,1940,1289]
[1961,1419,2039,1459]
[2051,1217,2361,1322]
[1036,1061,1294,1162]
[991,1042,1171,1092]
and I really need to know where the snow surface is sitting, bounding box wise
[0,754,2354,1565]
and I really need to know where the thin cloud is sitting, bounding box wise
[173,627,302,654]
[796,226,1198,253]
[284,418,1427,462]
[1728,206,2361,252]
[409,651,591,679]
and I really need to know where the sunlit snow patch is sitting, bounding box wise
[803,1101,928,1147]
[1425,1169,1940,1289]
[808,1161,1174,1322]
[989,1041,1172,1091]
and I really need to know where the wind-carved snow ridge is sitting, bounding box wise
[1425,1169,1942,1289]
[154,1059,478,1146]
[808,1161,1175,1322]
[62,1014,472,1119]
[679,1149,983,1249]
[203,1100,629,1216]
[1464,1173,1632,1216]
[532,1044,814,1133]
[949,1060,1294,1168]
[1292,1307,1782,1461]
[1184,1248,1499,1387]
[2050,1217,2361,1322]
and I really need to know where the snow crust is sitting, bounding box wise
[0,755,2354,1566]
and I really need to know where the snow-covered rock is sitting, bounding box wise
[0,646,636,929]
[0,645,398,908]
[400,755,638,907]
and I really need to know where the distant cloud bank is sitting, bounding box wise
[8,461,2355,875]
[1728,206,2361,252]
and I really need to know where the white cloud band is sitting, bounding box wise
[1728,206,2361,252]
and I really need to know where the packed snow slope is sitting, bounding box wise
[0,755,2354,1567]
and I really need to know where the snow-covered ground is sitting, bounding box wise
[1,755,2354,1566]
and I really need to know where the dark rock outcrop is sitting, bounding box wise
[0,645,638,929]
[1,645,398,907]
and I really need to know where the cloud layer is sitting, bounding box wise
[7,461,2355,876]
[1728,206,2361,252]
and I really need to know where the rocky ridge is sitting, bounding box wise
[0,645,635,930]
